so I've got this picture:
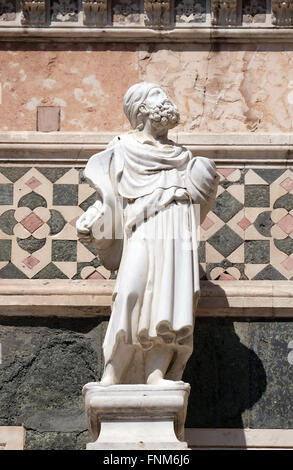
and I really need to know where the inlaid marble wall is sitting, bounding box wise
[0,163,292,281]
[0,316,292,449]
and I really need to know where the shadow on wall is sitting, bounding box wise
[183,284,267,434]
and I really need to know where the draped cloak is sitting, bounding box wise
[84,133,218,383]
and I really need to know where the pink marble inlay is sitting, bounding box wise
[201,215,215,231]
[217,169,236,178]
[277,214,293,235]
[280,177,293,192]
[237,216,251,230]
[87,270,105,279]
[20,212,44,233]
[70,216,79,228]
[25,176,42,190]
[281,257,293,271]
[23,255,40,269]
[218,272,236,280]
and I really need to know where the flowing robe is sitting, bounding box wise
[84,134,218,383]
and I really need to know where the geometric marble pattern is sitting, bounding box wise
[0,165,292,280]
[200,167,293,281]
[0,165,111,281]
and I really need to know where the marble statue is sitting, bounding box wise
[76,82,219,387]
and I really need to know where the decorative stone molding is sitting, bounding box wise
[51,0,78,22]
[175,0,206,23]
[21,0,46,25]
[1,132,293,162]
[211,0,237,25]
[144,0,171,27]
[0,280,292,317]
[83,0,108,26]
[2,25,293,42]
[272,0,293,26]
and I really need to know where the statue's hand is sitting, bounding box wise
[76,206,101,241]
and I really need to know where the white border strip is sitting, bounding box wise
[1,27,293,43]
[0,132,293,162]
[185,428,293,449]
[0,280,292,317]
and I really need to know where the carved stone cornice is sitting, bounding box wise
[83,0,108,26]
[144,0,171,28]
[211,0,237,25]
[0,280,291,317]
[272,0,293,26]
[21,0,46,25]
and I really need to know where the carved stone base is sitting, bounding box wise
[82,382,190,450]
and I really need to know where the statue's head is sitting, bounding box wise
[123,82,180,132]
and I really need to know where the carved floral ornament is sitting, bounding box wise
[82,0,107,25]
[272,0,293,25]
[144,0,171,27]
[4,0,293,28]
[21,0,46,24]
[211,0,237,25]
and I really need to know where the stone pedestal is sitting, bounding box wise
[82,382,190,450]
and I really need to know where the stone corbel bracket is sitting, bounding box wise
[21,0,47,25]
[211,0,237,25]
[144,0,172,28]
[83,0,108,26]
[272,0,293,26]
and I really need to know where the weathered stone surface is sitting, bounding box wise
[0,184,13,205]
[249,321,293,428]
[254,211,273,237]
[212,191,243,223]
[25,430,89,450]
[52,240,77,262]
[0,316,292,448]
[47,209,66,235]
[0,43,139,132]
[0,263,28,279]
[17,235,46,254]
[18,192,47,210]
[53,184,78,206]
[1,43,293,133]
[183,318,254,428]
[32,262,68,279]
[252,265,287,280]
[0,317,108,450]
[245,185,270,207]
[244,240,270,264]
[0,240,11,261]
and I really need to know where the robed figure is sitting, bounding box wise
[77,83,219,386]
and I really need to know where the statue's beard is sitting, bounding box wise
[147,100,180,130]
